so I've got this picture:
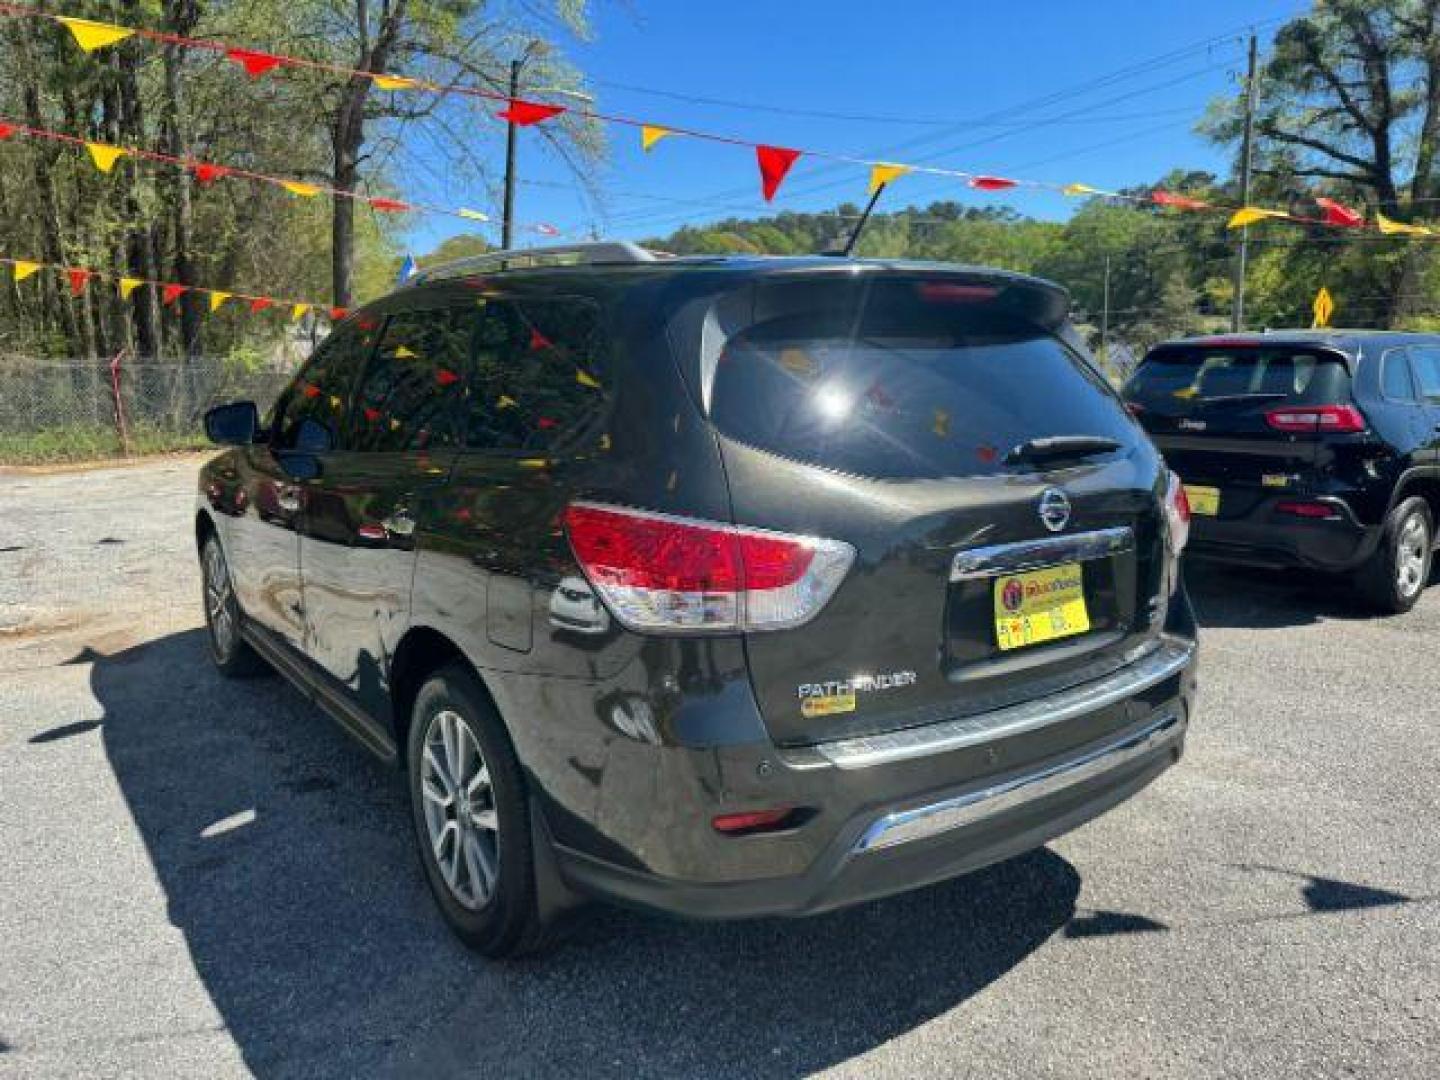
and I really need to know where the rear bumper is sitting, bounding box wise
[552,636,1196,920]
[1188,496,1380,571]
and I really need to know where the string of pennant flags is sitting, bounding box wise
[1,254,349,322]
[6,4,1439,243]
[0,118,564,237]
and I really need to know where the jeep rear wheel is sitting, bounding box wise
[1358,497,1433,614]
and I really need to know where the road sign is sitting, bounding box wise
[1312,287,1334,328]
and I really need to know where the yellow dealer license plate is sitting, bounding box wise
[994,562,1090,652]
[1184,484,1220,517]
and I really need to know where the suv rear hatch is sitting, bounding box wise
[1123,342,1357,519]
[690,269,1169,747]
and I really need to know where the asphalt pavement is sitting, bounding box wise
[0,458,1436,1078]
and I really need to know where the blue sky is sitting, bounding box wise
[400,0,1311,254]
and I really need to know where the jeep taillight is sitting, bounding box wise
[1264,404,1366,433]
[562,502,855,633]
[1165,471,1191,554]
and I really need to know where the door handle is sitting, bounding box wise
[276,486,301,513]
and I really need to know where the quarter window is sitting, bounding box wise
[1380,350,1417,401]
[351,307,475,452]
[1408,346,1440,404]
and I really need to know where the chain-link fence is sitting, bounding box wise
[0,357,294,464]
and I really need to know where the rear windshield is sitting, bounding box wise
[1124,347,1350,414]
[707,276,1136,480]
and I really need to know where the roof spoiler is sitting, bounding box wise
[408,241,666,285]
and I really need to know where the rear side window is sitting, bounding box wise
[1124,347,1350,415]
[1381,350,1417,401]
[1409,346,1440,403]
[350,307,474,451]
[466,297,608,453]
[273,320,378,452]
[708,276,1135,480]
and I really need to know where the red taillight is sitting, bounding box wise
[712,807,795,835]
[562,502,855,633]
[1264,404,1366,434]
[1275,500,1341,519]
[1164,471,1190,554]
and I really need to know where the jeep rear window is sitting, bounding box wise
[707,277,1136,480]
[1124,347,1350,415]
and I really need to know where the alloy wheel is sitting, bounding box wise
[203,540,237,657]
[420,708,500,910]
[1396,514,1430,599]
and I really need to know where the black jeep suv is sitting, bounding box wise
[197,243,1197,956]
[1124,331,1440,612]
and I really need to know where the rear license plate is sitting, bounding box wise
[993,562,1090,652]
[1184,484,1220,517]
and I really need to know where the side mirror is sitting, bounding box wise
[204,401,262,446]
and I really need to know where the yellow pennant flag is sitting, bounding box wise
[86,142,127,174]
[281,181,321,198]
[290,303,310,320]
[1376,212,1431,237]
[496,394,517,409]
[118,277,142,299]
[209,291,231,313]
[12,260,41,282]
[57,17,135,53]
[868,162,911,194]
[641,125,671,152]
[373,74,418,91]
[1063,183,1102,197]
[1227,207,1286,229]
[457,207,489,221]
[576,369,601,389]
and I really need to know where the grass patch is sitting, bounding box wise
[0,424,210,465]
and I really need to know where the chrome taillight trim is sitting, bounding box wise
[948,526,1134,582]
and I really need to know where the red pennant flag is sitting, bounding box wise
[301,382,321,399]
[363,406,382,422]
[329,306,348,321]
[435,368,461,387]
[67,269,92,296]
[0,123,15,140]
[1151,190,1210,211]
[536,416,558,430]
[529,327,552,351]
[534,223,560,237]
[162,283,187,306]
[757,145,801,202]
[969,175,1017,191]
[192,162,228,185]
[249,297,273,313]
[1316,196,1363,228]
[227,48,284,78]
[369,197,411,213]
[497,99,565,126]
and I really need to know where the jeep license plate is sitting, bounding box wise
[1183,484,1220,517]
[993,562,1090,652]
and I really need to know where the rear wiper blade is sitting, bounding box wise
[1004,434,1123,465]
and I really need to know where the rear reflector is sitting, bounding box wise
[1164,471,1191,553]
[1265,404,1366,433]
[1275,500,1342,519]
[562,502,855,633]
[712,807,795,835]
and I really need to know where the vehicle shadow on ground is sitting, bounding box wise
[93,630,1081,1080]
[1184,559,1394,629]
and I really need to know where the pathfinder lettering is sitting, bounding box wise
[797,671,918,700]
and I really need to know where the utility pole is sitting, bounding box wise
[1231,33,1259,332]
[501,57,521,250]
[1101,253,1111,373]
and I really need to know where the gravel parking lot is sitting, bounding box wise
[1,457,1437,1079]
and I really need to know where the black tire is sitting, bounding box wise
[406,665,550,958]
[200,533,266,677]
[1357,496,1433,614]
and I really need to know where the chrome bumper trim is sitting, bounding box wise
[855,709,1184,853]
[949,526,1134,581]
[816,636,1194,770]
